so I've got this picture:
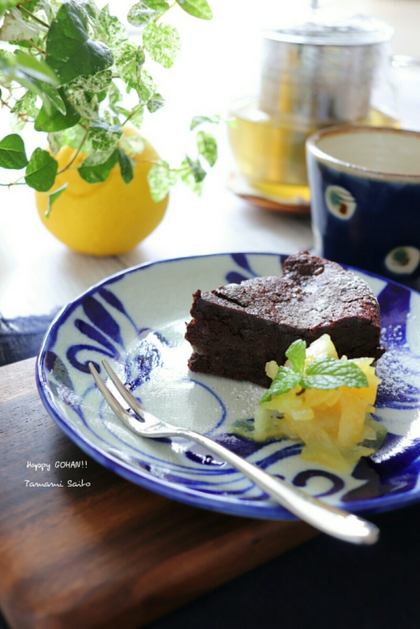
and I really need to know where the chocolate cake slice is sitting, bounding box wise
[185,251,384,387]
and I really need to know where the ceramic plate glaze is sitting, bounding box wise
[36,253,420,520]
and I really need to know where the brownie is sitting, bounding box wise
[185,251,384,387]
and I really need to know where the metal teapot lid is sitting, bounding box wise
[263,9,394,46]
[259,6,395,123]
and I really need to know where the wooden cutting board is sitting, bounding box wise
[0,358,317,629]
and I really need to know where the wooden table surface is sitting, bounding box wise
[0,358,317,629]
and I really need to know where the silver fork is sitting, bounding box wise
[89,359,379,545]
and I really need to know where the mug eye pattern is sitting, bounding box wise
[325,185,357,220]
[385,246,420,275]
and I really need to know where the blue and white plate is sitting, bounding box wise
[36,253,420,520]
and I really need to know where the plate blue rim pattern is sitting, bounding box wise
[35,252,420,520]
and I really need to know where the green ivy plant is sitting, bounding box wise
[0,0,218,210]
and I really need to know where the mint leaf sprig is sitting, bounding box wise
[0,0,215,211]
[260,340,369,404]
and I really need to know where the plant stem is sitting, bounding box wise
[122,104,142,126]
[28,39,46,55]
[1,96,33,122]
[154,1,175,23]
[0,180,26,187]
[17,4,49,29]
[56,128,89,174]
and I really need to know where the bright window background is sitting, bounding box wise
[102,0,420,154]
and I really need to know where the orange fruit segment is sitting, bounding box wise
[234,334,385,474]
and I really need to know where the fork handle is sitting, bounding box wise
[176,428,379,545]
[93,360,378,545]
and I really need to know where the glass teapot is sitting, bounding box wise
[228,4,420,211]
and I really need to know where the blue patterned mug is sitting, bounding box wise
[306,126,420,280]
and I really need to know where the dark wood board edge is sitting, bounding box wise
[0,358,317,629]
